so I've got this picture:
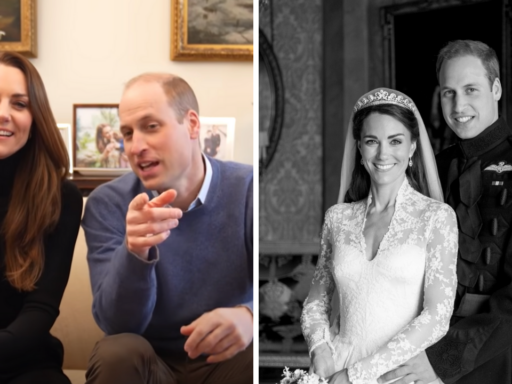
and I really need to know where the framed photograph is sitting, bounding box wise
[0,0,37,57]
[57,123,73,175]
[73,104,131,176]
[199,117,235,161]
[170,0,253,61]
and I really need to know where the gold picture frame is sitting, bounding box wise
[0,0,37,57]
[170,0,253,61]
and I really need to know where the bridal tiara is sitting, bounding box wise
[353,89,416,113]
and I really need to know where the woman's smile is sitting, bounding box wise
[373,163,395,171]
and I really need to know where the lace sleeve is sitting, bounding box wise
[347,204,458,384]
[301,208,336,356]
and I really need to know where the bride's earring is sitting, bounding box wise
[360,158,364,165]
[409,157,413,167]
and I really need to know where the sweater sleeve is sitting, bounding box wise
[82,185,160,335]
[0,181,83,359]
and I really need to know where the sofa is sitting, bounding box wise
[50,199,104,384]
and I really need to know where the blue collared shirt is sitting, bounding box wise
[151,154,212,211]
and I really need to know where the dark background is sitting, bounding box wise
[395,1,503,153]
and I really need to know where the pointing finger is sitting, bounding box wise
[180,324,195,337]
[141,207,183,222]
[148,189,178,208]
[129,193,149,211]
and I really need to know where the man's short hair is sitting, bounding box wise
[125,73,199,123]
[436,40,500,89]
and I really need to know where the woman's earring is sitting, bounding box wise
[409,157,413,167]
[360,158,364,165]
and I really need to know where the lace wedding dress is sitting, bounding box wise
[301,180,458,384]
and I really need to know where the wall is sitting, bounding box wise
[259,0,323,251]
[30,0,253,165]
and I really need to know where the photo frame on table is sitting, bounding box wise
[57,123,73,175]
[0,0,37,57]
[199,117,235,161]
[73,104,131,177]
[170,0,253,61]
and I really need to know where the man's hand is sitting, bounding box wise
[327,368,350,384]
[125,190,182,259]
[180,307,253,363]
[378,351,438,384]
[310,343,335,378]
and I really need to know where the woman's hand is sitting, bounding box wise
[328,368,351,384]
[311,343,336,378]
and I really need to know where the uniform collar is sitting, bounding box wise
[458,116,511,159]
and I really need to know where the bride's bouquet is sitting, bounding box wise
[279,367,328,384]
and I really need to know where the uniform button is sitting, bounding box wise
[478,274,485,292]
[501,189,508,206]
[485,247,492,264]
[491,218,498,236]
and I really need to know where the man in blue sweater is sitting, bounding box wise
[82,73,253,384]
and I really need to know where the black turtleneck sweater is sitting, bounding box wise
[427,116,512,383]
[0,149,82,378]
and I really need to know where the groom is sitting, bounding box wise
[380,40,512,384]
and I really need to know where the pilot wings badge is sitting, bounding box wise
[484,161,512,173]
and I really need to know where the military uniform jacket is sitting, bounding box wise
[426,117,512,383]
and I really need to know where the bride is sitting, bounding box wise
[301,88,458,384]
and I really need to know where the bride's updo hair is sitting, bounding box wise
[345,104,429,203]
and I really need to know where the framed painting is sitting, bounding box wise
[73,104,131,176]
[170,0,253,61]
[57,123,73,175]
[199,117,235,161]
[0,0,37,57]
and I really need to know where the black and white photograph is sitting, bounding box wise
[259,1,512,384]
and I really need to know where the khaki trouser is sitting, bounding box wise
[85,333,253,384]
